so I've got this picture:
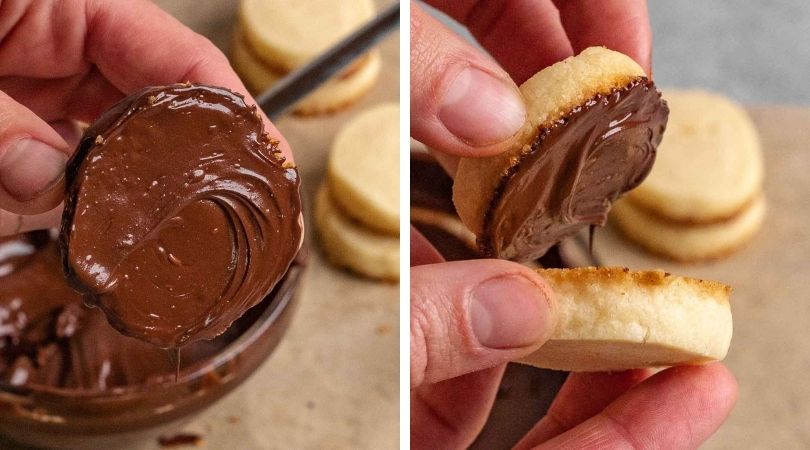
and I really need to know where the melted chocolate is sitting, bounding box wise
[482,78,668,261]
[61,84,303,348]
[410,152,566,267]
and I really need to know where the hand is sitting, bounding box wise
[410,0,651,173]
[411,229,737,449]
[410,1,737,448]
[0,0,290,236]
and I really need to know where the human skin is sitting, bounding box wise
[0,0,291,235]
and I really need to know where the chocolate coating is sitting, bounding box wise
[61,84,303,348]
[410,152,565,268]
[483,78,668,261]
[0,232,194,389]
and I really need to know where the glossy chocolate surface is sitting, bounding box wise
[483,79,668,261]
[61,84,303,348]
[0,232,230,390]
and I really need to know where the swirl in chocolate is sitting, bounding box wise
[482,78,668,261]
[61,84,303,348]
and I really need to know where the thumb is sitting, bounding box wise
[410,3,527,157]
[410,259,557,388]
[0,90,70,215]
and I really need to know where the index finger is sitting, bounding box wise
[84,0,292,158]
[553,0,652,75]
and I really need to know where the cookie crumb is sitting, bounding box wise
[375,324,392,335]
[158,433,203,447]
[227,415,240,424]
[282,161,296,169]
[94,135,105,145]
[306,400,316,410]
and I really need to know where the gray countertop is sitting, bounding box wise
[651,0,810,104]
[427,0,810,104]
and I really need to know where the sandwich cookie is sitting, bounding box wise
[233,0,381,115]
[316,103,400,280]
[612,90,765,261]
[452,47,669,262]
[314,184,399,281]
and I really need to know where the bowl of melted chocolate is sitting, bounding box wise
[0,231,304,449]
[0,84,304,449]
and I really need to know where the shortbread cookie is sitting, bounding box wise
[519,267,733,372]
[453,47,668,262]
[231,29,382,115]
[612,194,766,261]
[314,184,399,281]
[624,90,763,223]
[239,0,375,72]
[328,103,400,234]
[234,0,380,114]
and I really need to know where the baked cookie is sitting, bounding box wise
[612,90,765,261]
[453,47,668,262]
[612,194,766,262]
[314,184,399,281]
[328,103,400,234]
[518,267,733,372]
[233,0,380,114]
[623,90,763,222]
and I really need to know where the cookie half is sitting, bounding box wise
[314,184,399,281]
[612,194,766,261]
[239,0,376,72]
[624,90,764,223]
[518,267,733,372]
[328,103,400,234]
[231,28,381,115]
[453,47,668,262]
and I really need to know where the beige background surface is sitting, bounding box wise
[3,1,400,449]
[594,106,810,449]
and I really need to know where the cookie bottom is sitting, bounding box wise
[611,194,765,261]
[231,30,381,115]
[314,184,399,281]
[519,267,732,372]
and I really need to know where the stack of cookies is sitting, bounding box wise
[612,90,765,261]
[315,103,400,281]
[232,0,382,115]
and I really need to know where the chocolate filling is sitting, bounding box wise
[481,78,668,261]
[61,84,303,348]
[0,231,303,391]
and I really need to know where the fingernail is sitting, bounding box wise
[0,139,67,202]
[439,67,527,147]
[470,275,553,349]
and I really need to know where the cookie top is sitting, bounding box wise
[239,0,375,72]
[626,90,763,223]
[328,103,400,234]
[61,84,303,348]
[454,47,668,261]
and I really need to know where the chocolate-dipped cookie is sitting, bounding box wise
[452,47,669,262]
[61,84,302,348]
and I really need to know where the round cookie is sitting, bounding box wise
[625,90,764,223]
[453,47,668,262]
[519,267,733,372]
[231,28,382,115]
[314,184,399,281]
[239,0,375,73]
[612,194,766,261]
[328,103,400,234]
